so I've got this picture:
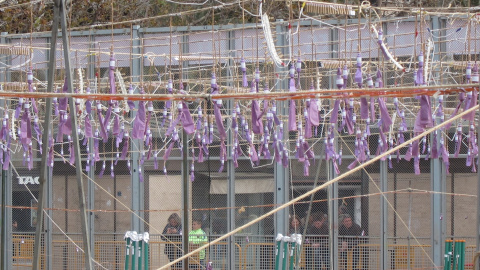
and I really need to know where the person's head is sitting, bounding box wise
[290,215,301,228]
[12,220,17,228]
[342,214,353,228]
[192,219,202,230]
[311,212,326,228]
[168,213,181,227]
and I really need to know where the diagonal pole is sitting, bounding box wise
[55,0,92,270]
[32,1,59,269]
[58,0,94,268]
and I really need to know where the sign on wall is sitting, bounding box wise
[17,176,40,185]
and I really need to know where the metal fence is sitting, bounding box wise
[0,15,479,269]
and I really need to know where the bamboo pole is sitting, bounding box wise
[158,103,480,270]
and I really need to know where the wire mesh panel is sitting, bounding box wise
[1,10,480,270]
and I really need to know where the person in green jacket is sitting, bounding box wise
[188,219,208,269]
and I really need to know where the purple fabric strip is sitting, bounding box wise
[84,117,93,138]
[180,101,195,134]
[308,98,320,126]
[163,141,175,160]
[378,98,392,133]
[288,100,297,131]
[249,142,258,162]
[14,100,22,119]
[154,154,158,170]
[241,58,248,87]
[97,109,108,141]
[345,102,354,135]
[113,115,120,136]
[20,110,31,145]
[289,72,296,92]
[104,105,112,129]
[214,103,226,139]
[414,95,433,133]
[454,127,462,157]
[3,147,9,170]
[441,143,450,173]
[412,139,420,157]
[360,97,369,120]
[282,149,288,168]
[463,90,477,121]
[94,135,100,161]
[330,99,340,124]
[58,97,68,112]
[120,135,129,160]
[355,54,363,87]
[414,156,420,174]
[251,100,264,134]
[127,85,135,110]
[132,101,146,139]
[109,53,116,94]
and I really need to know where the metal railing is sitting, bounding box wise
[11,235,477,269]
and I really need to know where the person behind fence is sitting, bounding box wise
[162,213,183,269]
[306,212,329,270]
[189,219,208,269]
[339,214,365,270]
[289,214,304,235]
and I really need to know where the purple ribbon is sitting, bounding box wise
[355,53,363,87]
[96,102,108,141]
[120,133,130,160]
[127,85,135,110]
[251,99,264,134]
[132,99,146,139]
[378,97,392,133]
[296,57,302,88]
[109,52,116,94]
[413,95,433,133]
[27,69,38,114]
[241,58,248,87]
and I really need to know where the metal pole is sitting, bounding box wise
[182,130,189,270]
[226,29,236,270]
[181,31,190,270]
[328,24,340,270]
[274,19,288,238]
[297,143,325,270]
[130,24,143,234]
[0,32,6,270]
[380,160,388,270]
[59,0,93,268]
[87,31,96,261]
[1,164,6,270]
[476,63,480,270]
[32,2,59,268]
[431,16,446,269]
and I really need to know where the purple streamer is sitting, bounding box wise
[132,100,146,139]
[127,85,135,110]
[109,52,116,94]
[241,58,248,87]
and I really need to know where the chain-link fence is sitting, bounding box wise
[0,16,479,270]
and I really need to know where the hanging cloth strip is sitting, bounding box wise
[288,64,297,131]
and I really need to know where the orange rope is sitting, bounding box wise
[0,84,476,101]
